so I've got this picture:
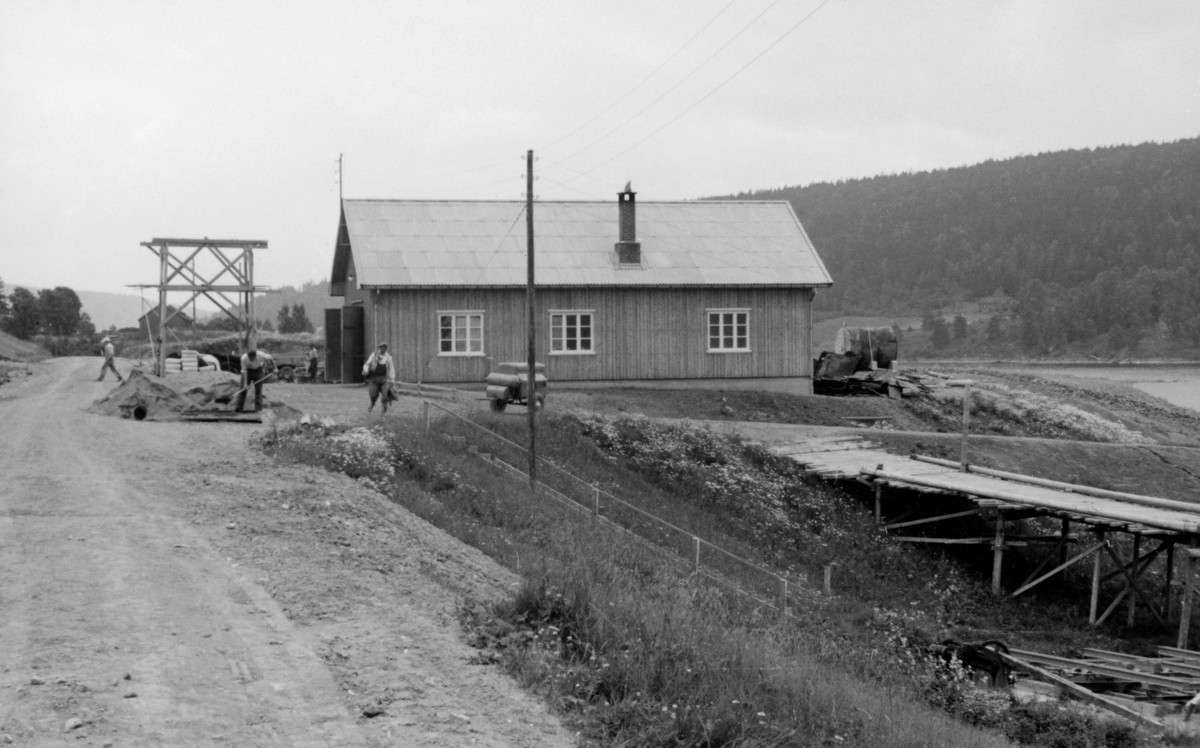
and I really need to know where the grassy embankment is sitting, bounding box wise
[261,409,1167,747]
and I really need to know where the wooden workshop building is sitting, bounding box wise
[326,187,831,385]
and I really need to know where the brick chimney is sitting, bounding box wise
[616,182,641,265]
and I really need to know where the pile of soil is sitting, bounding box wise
[89,369,303,421]
[89,369,197,420]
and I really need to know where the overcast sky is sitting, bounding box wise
[2,0,1197,298]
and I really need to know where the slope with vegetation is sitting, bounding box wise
[259,381,1200,746]
[721,137,1200,357]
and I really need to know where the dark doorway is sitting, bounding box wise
[341,305,365,383]
[324,308,342,383]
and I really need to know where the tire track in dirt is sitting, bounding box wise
[0,358,574,747]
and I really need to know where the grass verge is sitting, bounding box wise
[260,411,1163,747]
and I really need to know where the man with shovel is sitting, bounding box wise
[234,349,274,413]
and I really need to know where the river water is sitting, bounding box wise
[1004,365,1200,414]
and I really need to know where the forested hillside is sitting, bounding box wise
[724,137,1200,353]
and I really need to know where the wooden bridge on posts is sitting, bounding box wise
[771,436,1200,645]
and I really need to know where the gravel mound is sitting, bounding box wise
[90,368,302,421]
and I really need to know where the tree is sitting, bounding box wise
[952,314,969,339]
[77,312,96,339]
[37,286,83,336]
[1108,322,1140,353]
[4,287,40,339]
[200,315,241,332]
[289,304,314,334]
[986,314,1003,340]
[276,303,315,334]
[930,318,951,349]
[259,317,275,333]
[0,277,9,317]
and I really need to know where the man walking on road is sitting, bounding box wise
[362,342,395,414]
[97,336,123,382]
[306,344,320,382]
[235,349,273,413]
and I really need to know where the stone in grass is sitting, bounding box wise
[29,676,44,685]
[124,691,138,698]
[64,718,83,731]
[362,704,385,718]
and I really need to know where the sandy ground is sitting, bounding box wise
[0,358,574,747]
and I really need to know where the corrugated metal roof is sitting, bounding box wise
[339,199,832,288]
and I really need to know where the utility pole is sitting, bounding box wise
[526,150,537,490]
[338,154,343,202]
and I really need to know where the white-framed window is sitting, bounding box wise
[707,309,750,352]
[438,311,484,356]
[550,310,594,355]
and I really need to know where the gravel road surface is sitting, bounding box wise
[0,358,573,747]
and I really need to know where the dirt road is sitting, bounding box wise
[0,358,574,747]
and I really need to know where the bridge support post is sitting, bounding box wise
[1059,518,1070,569]
[1164,541,1175,621]
[1179,552,1193,648]
[992,511,1005,594]
[1128,534,1141,627]
[1090,530,1106,625]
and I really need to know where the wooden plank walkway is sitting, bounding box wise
[772,436,1200,536]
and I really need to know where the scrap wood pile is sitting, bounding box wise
[813,351,947,398]
[88,368,301,422]
[816,325,933,398]
[1004,645,1200,727]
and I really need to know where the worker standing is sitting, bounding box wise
[97,336,124,382]
[306,344,320,382]
[362,342,395,414]
[235,349,274,413]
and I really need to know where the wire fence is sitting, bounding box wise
[422,400,804,614]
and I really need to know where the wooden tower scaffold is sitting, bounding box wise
[130,238,268,376]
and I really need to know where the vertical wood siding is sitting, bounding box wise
[373,287,813,383]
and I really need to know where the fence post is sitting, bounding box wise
[693,537,701,575]
[422,400,430,432]
[823,564,833,596]
[592,486,600,522]
[778,576,788,618]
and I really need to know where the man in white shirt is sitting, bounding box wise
[97,336,123,382]
[235,349,274,413]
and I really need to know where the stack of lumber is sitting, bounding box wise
[1003,646,1200,726]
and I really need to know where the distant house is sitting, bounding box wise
[138,306,193,339]
[977,294,1016,314]
[327,187,832,387]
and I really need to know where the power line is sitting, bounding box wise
[565,0,833,185]
[537,0,739,153]
[469,204,527,286]
[550,0,790,164]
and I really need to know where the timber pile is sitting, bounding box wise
[1003,646,1200,727]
